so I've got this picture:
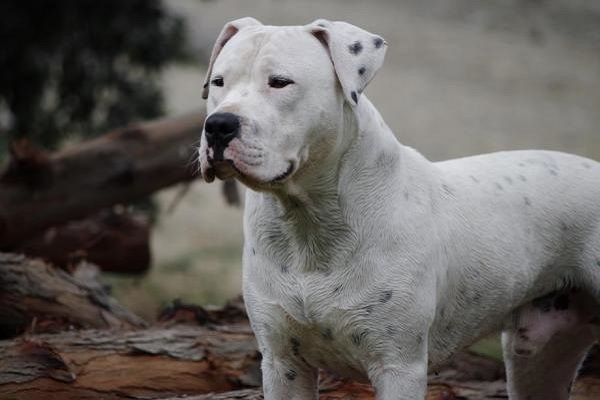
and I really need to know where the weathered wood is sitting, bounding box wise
[0,253,146,338]
[0,324,260,400]
[0,110,206,249]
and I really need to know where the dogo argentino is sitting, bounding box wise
[198,17,600,400]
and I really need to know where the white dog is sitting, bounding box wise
[199,18,600,400]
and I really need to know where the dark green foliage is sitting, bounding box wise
[0,0,188,152]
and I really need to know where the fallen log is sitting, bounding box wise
[0,253,146,338]
[0,322,497,400]
[0,110,206,249]
[0,324,261,400]
[1,305,598,399]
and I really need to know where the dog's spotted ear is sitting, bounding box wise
[202,17,263,99]
[306,19,387,106]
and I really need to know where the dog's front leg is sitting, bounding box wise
[261,354,318,400]
[370,361,428,400]
[368,336,429,400]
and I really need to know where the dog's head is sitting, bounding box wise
[199,18,387,190]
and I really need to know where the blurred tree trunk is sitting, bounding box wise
[0,110,205,250]
[17,209,151,273]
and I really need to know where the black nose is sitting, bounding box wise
[204,112,240,149]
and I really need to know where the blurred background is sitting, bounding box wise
[1,0,599,325]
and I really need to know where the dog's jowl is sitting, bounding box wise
[199,17,600,400]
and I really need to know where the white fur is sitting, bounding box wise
[199,18,600,400]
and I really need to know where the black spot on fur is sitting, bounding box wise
[524,197,532,206]
[442,183,454,195]
[348,41,363,54]
[385,325,398,335]
[379,290,393,303]
[333,284,342,294]
[280,264,289,273]
[292,295,303,308]
[470,175,479,183]
[358,66,366,76]
[285,370,297,380]
[351,91,358,104]
[351,330,368,346]
[252,248,256,256]
[321,328,333,341]
[290,337,300,356]
[373,37,384,48]
[554,294,569,310]
[495,182,504,191]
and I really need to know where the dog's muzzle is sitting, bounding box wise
[204,112,241,160]
[201,112,241,182]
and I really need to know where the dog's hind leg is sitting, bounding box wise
[502,319,597,400]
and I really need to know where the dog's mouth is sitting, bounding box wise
[202,152,295,186]
[269,161,295,183]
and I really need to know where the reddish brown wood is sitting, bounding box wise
[17,209,151,273]
[0,324,260,400]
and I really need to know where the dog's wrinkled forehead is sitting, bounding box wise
[202,18,387,106]
[211,26,330,78]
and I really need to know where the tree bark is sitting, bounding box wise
[0,110,205,249]
[0,253,146,338]
[0,324,260,400]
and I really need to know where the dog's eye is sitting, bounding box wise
[211,76,224,87]
[268,75,294,89]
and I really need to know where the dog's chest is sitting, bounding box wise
[246,259,395,380]
[262,281,373,380]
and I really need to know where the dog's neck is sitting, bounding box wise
[258,97,410,271]
[272,97,402,210]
